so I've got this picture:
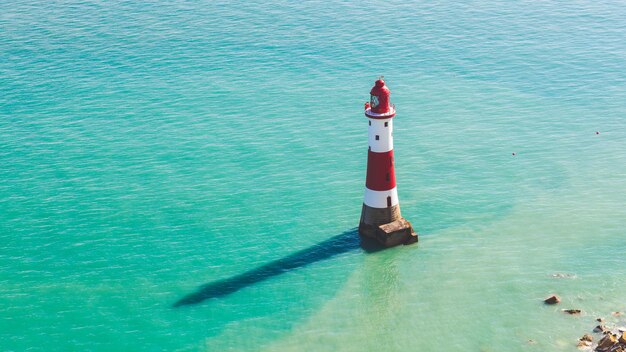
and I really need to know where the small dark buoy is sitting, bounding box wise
[512,152,516,156]
[596,131,600,135]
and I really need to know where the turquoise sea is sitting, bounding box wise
[2,1,625,350]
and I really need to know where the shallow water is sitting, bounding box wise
[1,1,625,351]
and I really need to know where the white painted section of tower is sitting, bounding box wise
[367,118,393,153]
[364,187,399,208]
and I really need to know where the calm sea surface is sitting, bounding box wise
[1,1,625,351]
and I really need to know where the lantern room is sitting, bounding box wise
[365,78,396,119]
[370,78,391,114]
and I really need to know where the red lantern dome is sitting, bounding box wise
[369,79,391,114]
[364,78,395,119]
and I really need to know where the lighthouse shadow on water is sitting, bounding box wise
[172,228,384,307]
[173,79,416,308]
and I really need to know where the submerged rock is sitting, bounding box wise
[563,309,582,315]
[544,295,561,305]
[577,340,592,348]
[577,340,592,349]
[552,273,577,279]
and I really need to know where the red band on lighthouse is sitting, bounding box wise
[365,150,396,191]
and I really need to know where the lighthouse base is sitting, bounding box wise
[359,203,418,247]
[359,217,418,248]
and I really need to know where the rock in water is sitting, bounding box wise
[619,332,626,345]
[580,334,593,342]
[563,309,582,315]
[544,295,561,305]
[596,334,617,351]
[594,325,609,333]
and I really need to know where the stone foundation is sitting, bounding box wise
[359,203,401,226]
[359,203,418,247]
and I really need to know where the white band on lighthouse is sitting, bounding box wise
[364,187,399,208]
[368,118,393,153]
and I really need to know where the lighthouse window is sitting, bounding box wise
[384,122,388,127]
[386,173,390,181]
[369,121,371,126]
[387,196,392,207]
[375,135,380,140]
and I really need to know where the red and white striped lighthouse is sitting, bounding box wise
[358,78,418,247]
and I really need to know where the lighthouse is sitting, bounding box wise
[358,78,418,247]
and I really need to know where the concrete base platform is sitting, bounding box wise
[359,217,418,248]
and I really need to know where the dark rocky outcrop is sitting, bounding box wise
[544,295,561,305]
[596,333,617,351]
[564,307,626,351]
[589,332,626,352]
